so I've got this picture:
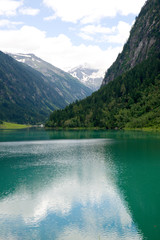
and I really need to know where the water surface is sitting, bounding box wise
[0,129,160,240]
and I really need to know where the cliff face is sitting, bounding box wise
[102,0,160,85]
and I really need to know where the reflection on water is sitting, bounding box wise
[0,138,142,240]
[1,128,160,142]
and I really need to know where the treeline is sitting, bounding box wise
[46,54,160,129]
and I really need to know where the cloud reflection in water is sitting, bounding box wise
[0,139,142,239]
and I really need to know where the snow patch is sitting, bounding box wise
[16,58,26,63]
[68,64,105,91]
[16,53,32,58]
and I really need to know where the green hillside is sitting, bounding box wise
[0,51,65,124]
[46,55,160,129]
[46,0,160,130]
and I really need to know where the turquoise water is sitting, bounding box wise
[0,129,160,240]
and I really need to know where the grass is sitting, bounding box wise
[0,122,31,129]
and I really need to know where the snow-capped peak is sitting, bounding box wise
[68,64,105,91]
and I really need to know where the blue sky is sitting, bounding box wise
[0,0,146,71]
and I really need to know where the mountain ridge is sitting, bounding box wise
[10,53,92,102]
[0,52,91,124]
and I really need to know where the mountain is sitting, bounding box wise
[102,0,160,85]
[0,51,91,124]
[68,64,104,91]
[46,0,160,130]
[10,53,92,102]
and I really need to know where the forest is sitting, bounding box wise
[46,54,160,130]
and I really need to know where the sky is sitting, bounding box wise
[0,0,146,71]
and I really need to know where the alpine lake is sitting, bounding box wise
[0,128,160,240]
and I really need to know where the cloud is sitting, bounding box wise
[0,0,23,16]
[43,0,146,24]
[19,7,40,16]
[0,0,146,73]
[78,32,94,41]
[0,139,141,240]
[80,24,116,35]
[79,21,131,45]
[0,25,122,71]
[0,26,45,52]
[0,19,23,28]
[0,0,39,17]
[43,15,57,21]
[106,21,131,44]
[0,139,129,224]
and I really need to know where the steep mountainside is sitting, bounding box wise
[10,53,92,102]
[102,0,160,85]
[46,55,160,129]
[0,51,91,124]
[46,0,160,130]
[68,65,103,91]
[0,52,65,124]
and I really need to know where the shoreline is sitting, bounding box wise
[45,126,160,132]
[1,122,159,132]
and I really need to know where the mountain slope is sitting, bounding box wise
[46,55,160,129]
[0,51,68,124]
[0,52,92,124]
[68,65,103,91]
[46,0,160,129]
[102,0,160,85]
[10,53,92,102]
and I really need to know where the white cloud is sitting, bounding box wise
[19,7,40,16]
[0,25,122,71]
[43,0,146,24]
[0,26,45,52]
[78,32,94,41]
[0,19,23,28]
[44,15,57,21]
[0,0,39,17]
[79,21,131,45]
[0,0,146,73]
[80,25,116,35]
[106,21,131,44]
[0,0,23,16]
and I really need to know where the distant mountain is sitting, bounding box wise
[10,53,92,102]
[69,64,103,91]
[46,0,160,130]
[0,51,91,124]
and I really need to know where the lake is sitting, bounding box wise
[0,129,160,240]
